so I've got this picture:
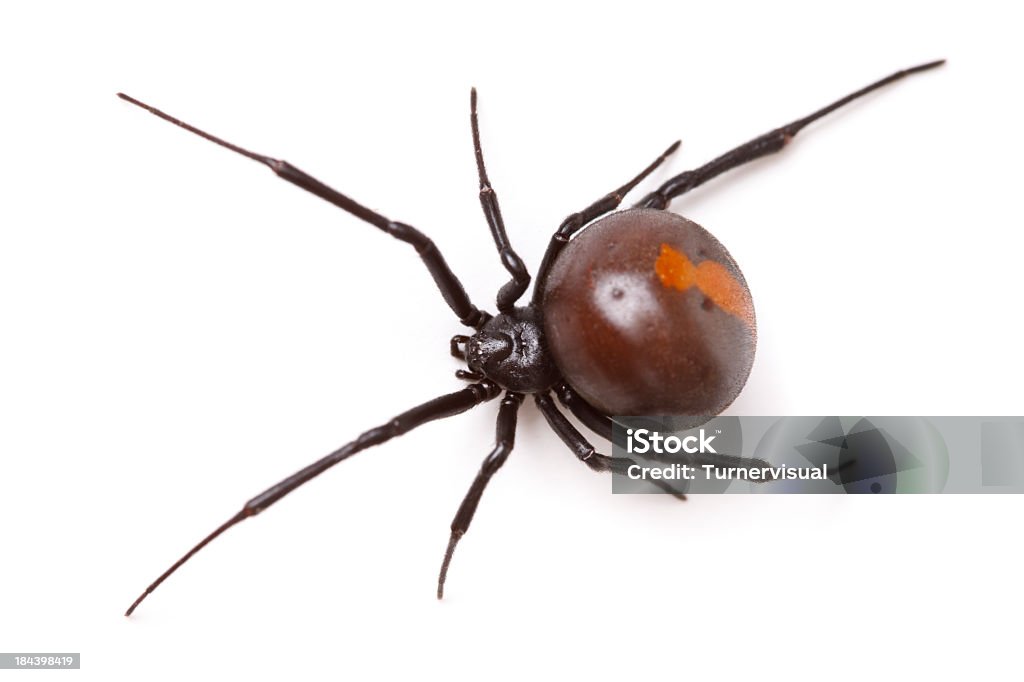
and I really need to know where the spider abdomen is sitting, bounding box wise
[541,208,756,418]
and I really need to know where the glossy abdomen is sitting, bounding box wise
[541,208,756,418]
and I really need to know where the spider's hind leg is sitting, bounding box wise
[535,393,687,500]
[555,383,772,476]
[634,60,945,210]
[531,140,680,305]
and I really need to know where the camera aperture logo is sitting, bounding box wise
[625,427,828,482]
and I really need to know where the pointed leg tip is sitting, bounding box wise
[911,59,946,74]
[436,530,462,602]
[117,92,143,107]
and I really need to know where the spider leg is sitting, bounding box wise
[125,380,501,616]
[635,60,945,210]
[555,383,773,476]
[531,139,680,305]
[117,93,490,329]
[437,391,522,599]
[534,393,687,499]
[554,381,622,449]
[469,89,530,312]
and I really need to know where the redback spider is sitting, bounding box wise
[120,59,943,615]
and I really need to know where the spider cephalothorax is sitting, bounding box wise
[120,59,943,615]
[457,307,560,393]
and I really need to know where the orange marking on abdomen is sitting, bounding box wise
[654,243,753,325]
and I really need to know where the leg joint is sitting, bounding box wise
[470,380,502,401]
[499,248,529,280]
[460,309,491,329]
[386,220,429,249]
[635,190,669,210]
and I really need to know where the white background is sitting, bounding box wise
[2,1,1022,680]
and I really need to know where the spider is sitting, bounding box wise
[120,59,943,615]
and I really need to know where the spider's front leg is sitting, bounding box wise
[125,381,501,616]
[118,93,491,329]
